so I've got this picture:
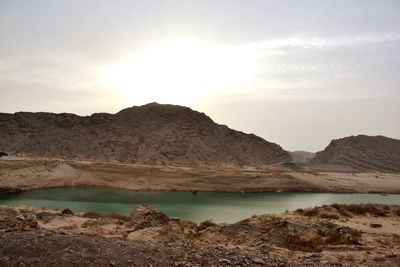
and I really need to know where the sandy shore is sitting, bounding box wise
[1,157,400,194]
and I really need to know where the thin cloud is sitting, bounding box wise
[253,34,400,50]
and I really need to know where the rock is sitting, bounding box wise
[226,243,236,250]
[35,212,57,221]
[128,205,169,230]
[16,214,26,221]
[252,257,266,265]
[126,227,179,243]
[218,258,231,264]
[62,208,74,215]
[194,254,202,261]
[370,223,382,228]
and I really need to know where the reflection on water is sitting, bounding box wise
[0,187,399,223]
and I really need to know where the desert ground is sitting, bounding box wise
[1,156,400,194]
[1,156,399,266]
[0,203,399,266]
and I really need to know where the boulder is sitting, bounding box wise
[61,208,74,215]
[128,205,169,230]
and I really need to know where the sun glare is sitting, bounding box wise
[102,37,258,105]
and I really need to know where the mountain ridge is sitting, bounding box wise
[311,134,400,172]
[0,103,290,166]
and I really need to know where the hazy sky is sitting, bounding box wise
[1,0,399,151]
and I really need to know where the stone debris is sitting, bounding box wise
[0,204,399,266]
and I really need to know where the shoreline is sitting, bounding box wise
[1,184,400,196]
[1,157,400,194]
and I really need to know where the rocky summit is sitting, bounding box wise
[0,103,290,166]
[312,135,400,172]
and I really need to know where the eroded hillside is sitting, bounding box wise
[0,103,290,166]
[312,135,400,172]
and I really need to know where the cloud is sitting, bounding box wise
[252,34,400,51]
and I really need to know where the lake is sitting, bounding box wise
[0,187,399,223]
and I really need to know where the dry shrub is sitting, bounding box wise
[198,219,217,231]
[295,208,304,214]
[331,204,352,217]
[302,208,319,217]
[61,208,74,215]
[346,204,388,217]
[319,212,340,220]
[305,234,324,246]
[298,204,399,220]
[107,212,128,221]
[182,229,200,240]
[81,212,102,219]
[394,208,400,217]
[316,224,361,246]
[325,230,341,243]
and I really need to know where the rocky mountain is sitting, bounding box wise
[0,103,290,166]
[312,135,400,172]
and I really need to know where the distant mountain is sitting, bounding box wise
[0,103,290,166]
[289,151,316,163]
[312,135,400,172]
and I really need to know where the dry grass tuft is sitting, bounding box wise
[198,219,217,231]
[81,212,102,219]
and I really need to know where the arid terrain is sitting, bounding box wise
[1,104,400,266]
[312,135,400,172]
[0,103,289,166]
[0,204,399,266]
[1,104,399,194]
[1,157,400,194]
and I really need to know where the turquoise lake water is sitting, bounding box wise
[0,187,399,223]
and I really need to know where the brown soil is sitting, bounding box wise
[0,204,399,266]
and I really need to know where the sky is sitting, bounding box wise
[0,0,399,152]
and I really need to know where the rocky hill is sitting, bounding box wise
[312,135,400,172]
[0,103,290,166]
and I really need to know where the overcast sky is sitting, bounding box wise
[0,0,399,151]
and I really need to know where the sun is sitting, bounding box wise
[102,37,258,105]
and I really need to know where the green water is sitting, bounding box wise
[0,187,399,223]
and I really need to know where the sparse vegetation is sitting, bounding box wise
[198,219,217,231]
[297,204,398,219]
[81,211,102,219]
[0,203,398,266]
[319,212,340,220]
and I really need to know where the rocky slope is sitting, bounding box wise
[312,135,400,172]
[0,204,399,266]
[0,103,290,166]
